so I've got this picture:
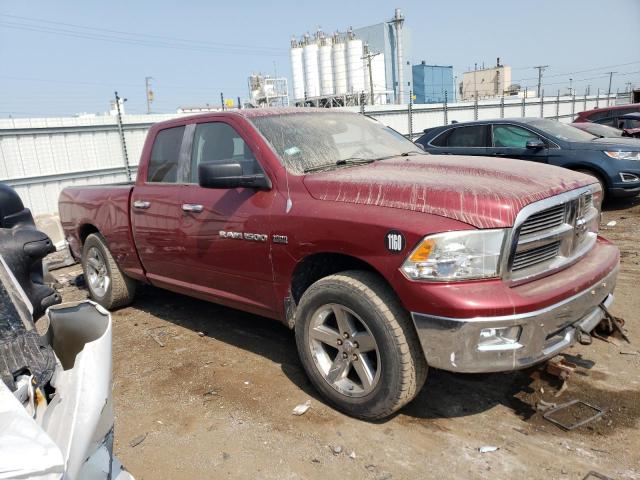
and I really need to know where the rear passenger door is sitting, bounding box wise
[488,124,549,163]
[428,125,489,156]
[130,125,189,284]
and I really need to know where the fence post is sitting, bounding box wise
[571,93,576,120]
[596,88,600,108]
[408,89,413,139]
[443,91,448,125]
[114,91,131,182]
[555,90,560,120]
[360,92,366,115]
[500,95,504,118]
[521,96,526,117]
[474,96,478,120]
[540,89,544,118]
[584,90,587,111]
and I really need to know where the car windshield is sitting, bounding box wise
[577,123,623,138]
[250,112,424,174]
[526,118,596,142]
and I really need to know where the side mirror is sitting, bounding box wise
[525,139,546,150]
[198,161,271,190]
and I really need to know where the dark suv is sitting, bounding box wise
[415,118,640,198]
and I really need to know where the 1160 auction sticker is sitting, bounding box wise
[385,230,405,254]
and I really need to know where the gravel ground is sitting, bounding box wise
[52,196,640,480]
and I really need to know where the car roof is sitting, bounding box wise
[576,102,640,117]
[422,118,545,130]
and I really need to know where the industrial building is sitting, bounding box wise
[247,74,289,107]
[412,62,454,104]
[289,8,411,106]
[461,60,512,100]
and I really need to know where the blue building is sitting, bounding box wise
[412,62,454,104]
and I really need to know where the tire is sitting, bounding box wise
[82,233,136,309]
[575,169,607,200]
[294,270,427,420]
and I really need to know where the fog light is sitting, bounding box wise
[478,326,522,351]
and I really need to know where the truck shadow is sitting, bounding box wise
[131,285,543,422]
[602,195,640,212]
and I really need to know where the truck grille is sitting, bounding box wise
[507,188,598,283]
[512,241,561,271]
[519,204,566,237]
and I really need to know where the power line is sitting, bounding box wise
[0,13,286,53]
[0,20,288,56]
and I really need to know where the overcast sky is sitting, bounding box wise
[1,0,638,117]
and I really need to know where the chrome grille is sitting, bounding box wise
[512,241,561,271]
[506,188,599,284]
[519,204,566,237]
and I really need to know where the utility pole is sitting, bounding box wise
[569,78,573,96]
[534,65,549,98]
[391,8,405,104]
[220,92,225,111]
[606,71,617,97]
[145,77,154,114]
[362,44,381,105]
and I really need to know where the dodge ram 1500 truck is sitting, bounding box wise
[59,108,619,420]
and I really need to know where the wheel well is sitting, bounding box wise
[290,253,384,304]
[78,224,99,245]
[570,166,609,188]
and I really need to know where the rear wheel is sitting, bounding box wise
[82,233,136,309]
[294,270,427,420]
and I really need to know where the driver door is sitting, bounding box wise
[489,123,549,163]
[175,119,277,317]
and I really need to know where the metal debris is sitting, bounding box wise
[546,357,577,381]
[128,433,147,448]
[478,446,499,453]
[543,400,606,431]
[582,471,614,480]
[292,400,311,416]
[536,399,557,412]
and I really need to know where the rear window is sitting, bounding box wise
[432,125,488,147]
[147,126,185,183]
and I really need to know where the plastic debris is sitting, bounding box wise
[348,451,357,460]
[478,446,499,453]
[128,433,147,448]
[606,221,616,227]
[292,400,311,416]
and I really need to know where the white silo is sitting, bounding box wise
[332,33,348,95]
[302,34,320,98]
[346,32,365,94]
[318,34,334,96]
[371,53,387,104]
[289,38,305,101]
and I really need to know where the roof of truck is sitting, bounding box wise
[176,107,349,124]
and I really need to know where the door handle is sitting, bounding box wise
[133,200,151,209]
[182,203,204,213]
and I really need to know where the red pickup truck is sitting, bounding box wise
[59,108,619,420]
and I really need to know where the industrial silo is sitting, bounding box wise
[302,34,320,98]
[290,38,305,101]
[346,31,365,94]
[332,33,348,95]
[318,33,334,96]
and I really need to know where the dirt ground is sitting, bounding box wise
[53,196,640,480]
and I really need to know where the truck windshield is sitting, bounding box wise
[250,112,424,174]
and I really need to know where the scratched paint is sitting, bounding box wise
[303,156,594,229]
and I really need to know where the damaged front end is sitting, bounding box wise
[0,182,132,480]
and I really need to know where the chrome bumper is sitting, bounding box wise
[411,266,618,373]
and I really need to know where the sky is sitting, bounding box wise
[1,0,639,117]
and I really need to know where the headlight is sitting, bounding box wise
[401,229,506,281]
[604,151,640,161]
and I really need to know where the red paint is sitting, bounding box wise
[573,103,640,123]
[59,109,619,324]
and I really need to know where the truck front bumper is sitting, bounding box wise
[411,265,618,373]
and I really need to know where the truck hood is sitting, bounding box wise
[302,155,593,229]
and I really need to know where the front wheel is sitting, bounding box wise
[82,233,136,310]
[294,270,427,420]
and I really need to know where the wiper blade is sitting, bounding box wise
[303,157,374,173]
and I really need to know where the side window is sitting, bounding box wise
[147,126,185,183]
[493,125,541,148]
[191,122,259,182]
[595,117,617,127]
[430,129,452,147]
[444,125,488,147]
